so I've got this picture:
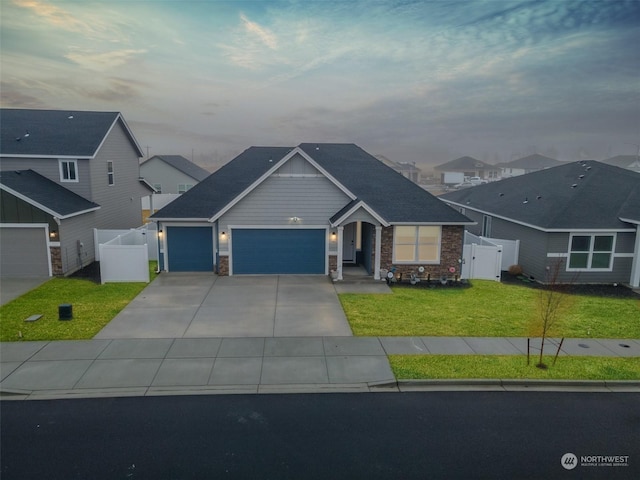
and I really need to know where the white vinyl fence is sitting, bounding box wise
[461,232,520,281]
[94,224,158,284]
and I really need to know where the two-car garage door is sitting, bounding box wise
[232,229,325,274]
[166,227,326,274]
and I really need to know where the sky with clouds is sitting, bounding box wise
[1,0,639,168]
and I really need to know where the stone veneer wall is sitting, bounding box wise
[380,225,464,278]
[328,255,337,275]
[50,246,62,275]
[218,256,229,275]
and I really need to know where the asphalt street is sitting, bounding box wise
[1,392,638,480]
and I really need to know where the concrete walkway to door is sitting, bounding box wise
[94,274,355,339]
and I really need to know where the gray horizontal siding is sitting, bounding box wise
[59,212,97,275]
[221,175,350,227]
[275,153,320,176]
[140,159,200,194]
[90,122,146,229]
[1,157,92,199]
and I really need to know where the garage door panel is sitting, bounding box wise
[0,227,50,277]
[232,229,325,274]
[167,227,213,272]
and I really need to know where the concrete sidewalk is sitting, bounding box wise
[1,336,638,399]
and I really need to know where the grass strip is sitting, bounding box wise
[339,280,640,338]
[0,263,157,341]
[389,355,640,380]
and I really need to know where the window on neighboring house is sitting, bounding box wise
[107,161,114,185]
[178,184,194,193]
[482,215,492,237]
[568,234,615,270]
[59,159,78,182]
[393,226,441,263]
[153,184,162,193]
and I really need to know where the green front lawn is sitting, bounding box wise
[390,355,640,380]
[339,280,640,338]
[0,263,157,342]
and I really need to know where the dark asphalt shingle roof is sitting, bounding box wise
[152,147,292,219]
[152,143,471,224]
[142,155,210,182]
[0,170,100,218]
[0,108,143,158]
[440,161,640,230]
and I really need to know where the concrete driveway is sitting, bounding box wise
[94,274,353,339]
[0,277,51,306]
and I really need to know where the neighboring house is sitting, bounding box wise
[375,155,422,183]
[151,143,472,280]
[0,108,149,277]
[140,155,210,194]
[440,161,640,287]
[434,156,499,182]
[601,155,640,173]
[497,154,563,177]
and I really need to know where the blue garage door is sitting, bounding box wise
[232,229,325,274]
[167,226,213,272]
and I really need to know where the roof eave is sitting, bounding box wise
[443,199,636,232]
[0,184,100,219]
[330,200,390,227]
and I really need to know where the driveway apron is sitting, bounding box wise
[94,274,352,339]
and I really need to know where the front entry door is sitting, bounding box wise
[342,223,356,263]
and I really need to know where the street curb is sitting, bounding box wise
[397,379,640,388]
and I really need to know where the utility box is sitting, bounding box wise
[58,304,73,320]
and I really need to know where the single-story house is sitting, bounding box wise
[497,154,563,178]
[440,161,640,287]
[0,108,150,276]
[151,143,473,279]
[434,156,500,182]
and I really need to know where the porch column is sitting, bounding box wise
[337,226,344,280]
[374,225,382,280]
[630,224,640,288]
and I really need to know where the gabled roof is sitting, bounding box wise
[0,108,143,158]
[0,170,100,219]
[141,155,210,182]
[434,156,495,171]
[152,143,471,225]
[500,154,562,170]
[440,161,640,231]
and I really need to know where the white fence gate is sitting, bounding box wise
[94,224,158,284]
[461,232,520,281]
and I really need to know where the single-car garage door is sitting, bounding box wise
[167,226,213,272]
[232,229,325,274]
[0,225,51,277]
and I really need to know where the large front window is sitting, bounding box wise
[393,226,441,263]
[568,234,615,270]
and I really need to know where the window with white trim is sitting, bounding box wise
[153,183,162,193]
[568,234,615,270]
[107,161,114,185]
[393,226,441,263]
[178,184,194,193]
[59,159,78,182]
